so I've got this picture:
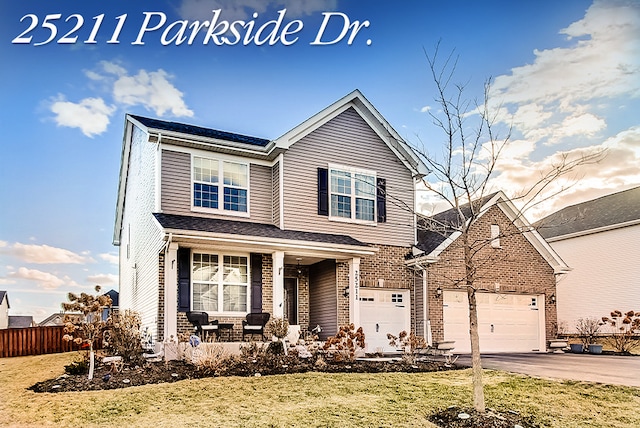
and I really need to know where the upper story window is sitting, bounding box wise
[193,156,248,214]
[329,165,376,223]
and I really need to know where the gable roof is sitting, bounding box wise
[538,186,640,241]
[272,90,430,178]
[415,193,499,255]
[114,90,429,245]
[0,290,8,308]
[412,191,569,274]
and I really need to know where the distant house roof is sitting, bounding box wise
[128,115,271,147]
[9,315,34,328]
[538,186,640,240]
[38,312,84,327]
[0,290,8,308]
[153,213,370,248]
[103,289,119,307]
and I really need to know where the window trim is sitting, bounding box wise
[191,251,251,316]
[327,163,377,225]
[191,154,250,218]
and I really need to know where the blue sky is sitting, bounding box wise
[1,0,638,321]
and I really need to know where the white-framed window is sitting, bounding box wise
[192,252,249,314]
[329,165,376,223]
[193,156,248,214]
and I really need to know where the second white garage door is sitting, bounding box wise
[359,289,410,353]
[443,290,544,353]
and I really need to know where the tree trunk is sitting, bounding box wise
[88,349,95,380]
[467,286,485,413]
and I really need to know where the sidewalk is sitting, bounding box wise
[455,352,640,387]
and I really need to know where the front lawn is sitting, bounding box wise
[1,352,639,427]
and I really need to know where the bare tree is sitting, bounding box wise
[414,42,605,413]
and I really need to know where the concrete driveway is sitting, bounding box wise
[455,353,640,387]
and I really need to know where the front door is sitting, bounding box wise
[284,277,298,325]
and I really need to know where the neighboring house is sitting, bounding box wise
[538,186,640,334]
[39,290,119,326]
[114,90,430,352]
[102,289,119,321]
[38,312,66,327]
[39,312,84,327]
[0,291,9,329]
[408,192,569,353]
[8,315,35,328]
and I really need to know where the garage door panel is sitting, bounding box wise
[443,291,542,353]
[360,290,410,353]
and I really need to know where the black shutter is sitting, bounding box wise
[177,248,191,312]
[250,253,263,313]
[377,177,387,223]
[317,167,329,216]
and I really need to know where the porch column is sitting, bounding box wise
[164,242,179,341]
[348,257,361,326]
[423,269,432,345]
[272,251,285,318]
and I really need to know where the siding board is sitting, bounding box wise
[309,259,338,339]
[282,108,415,246]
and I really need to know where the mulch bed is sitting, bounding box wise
[28,355,459,393]
[428,406,539,428]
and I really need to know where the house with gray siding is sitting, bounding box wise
[114,90,429,352]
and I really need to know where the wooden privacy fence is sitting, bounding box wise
[0,326,93,358]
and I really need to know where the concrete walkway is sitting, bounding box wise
[455,353,640,387]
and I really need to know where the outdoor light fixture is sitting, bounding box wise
[343,286,350,298]
[296,258,303,276]
[550,294,556,304]
[436,287,442,297]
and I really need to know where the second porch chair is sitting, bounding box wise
[242,312,270,341]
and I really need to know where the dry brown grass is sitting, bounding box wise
[1,352,639,427]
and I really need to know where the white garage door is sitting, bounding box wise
[359,289,410,353]
[443,291,544,353]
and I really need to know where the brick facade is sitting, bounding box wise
[426,205,558,343]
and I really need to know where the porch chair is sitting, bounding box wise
[186,311,219,340]
[242,312,270,341]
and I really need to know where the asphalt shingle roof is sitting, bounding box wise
[538,186,640,239]
[153,213,370,247]
[130,115,271,147]
[8,315,33,328]
[0,290,7,307]
[416,193,498,254]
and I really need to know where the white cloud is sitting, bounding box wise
[112,69,194,117]
[99,253,119,265]
[0,242,93,264]
[49,60,193,137]
[99,60,127,77]
[86,273,118,285]
[8,267,66,290]
[50,96,116,137]
[420,105,432,113]
[179,0,336,21]
[490,0,640,142]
